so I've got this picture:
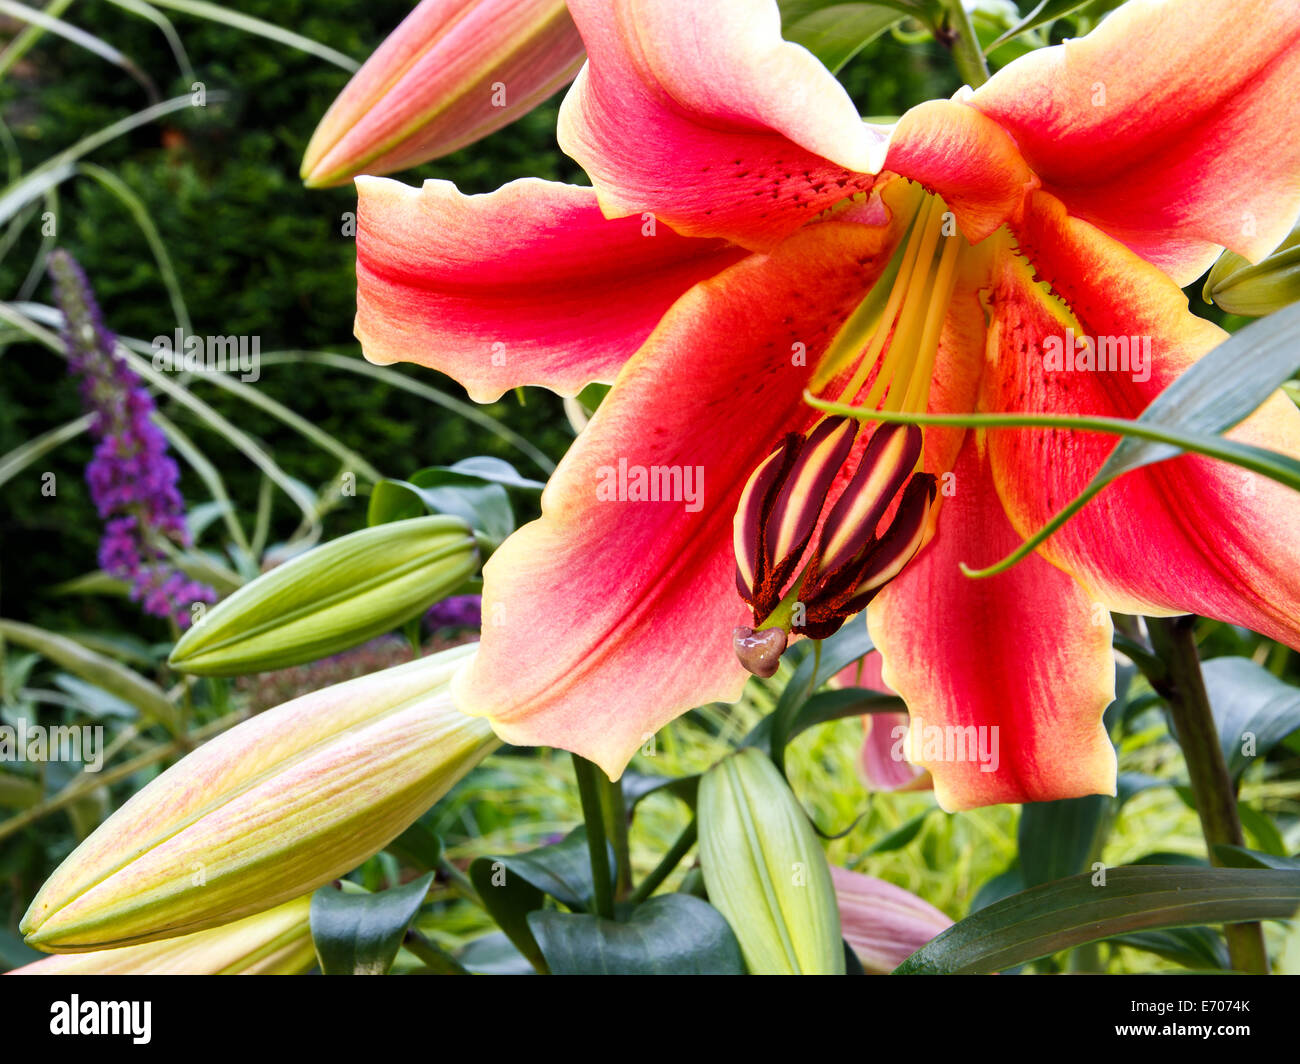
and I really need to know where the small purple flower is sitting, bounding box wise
[51,249,216,628]
[424,594,482,631]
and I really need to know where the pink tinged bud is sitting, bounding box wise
[301,0,586,187]
[831,865,951,974]
[20,644,497,952]
[6,896,315,976]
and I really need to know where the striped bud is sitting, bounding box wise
[698,748,844,975]
[301,0,585,186]
[8,896,315,975]
[169,515,479,676]
[21,644,497,952]
[733,417,856,622]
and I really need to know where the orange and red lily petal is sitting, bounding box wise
[869,436,1118,812]
[880,100,1035,245]
[969,0,1300,285]
[557,0,888,251]
[354,176,744,401]
[983,191,1300,650]
[452,220,902,777]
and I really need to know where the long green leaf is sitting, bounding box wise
[105,0,195,83]
[0,619,178,734]
[79,165,191,334]
[0,0,158,98]
[310,873,433,975]
[0,414,91,491]
[0,96,204,225]
[255,351,557,474]
[895,865,1300,974]
[143,0,359,71]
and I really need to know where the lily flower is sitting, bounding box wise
[354,0,1300,809]
[301,0,585,187]
[832,866,952,974]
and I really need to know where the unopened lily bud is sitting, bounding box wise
[22,644,496,952]
[8,895,314,975]
[698,748,843,975]
[1203,222,1300,316]
[169,515,479,676]
[301,0,585,187]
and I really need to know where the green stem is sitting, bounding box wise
[937,0,990,88]
[402,930,469,975]
[572,754,615,920]
[1147,615,1268,974]
[600,772,632,899]
[628,820,698,906]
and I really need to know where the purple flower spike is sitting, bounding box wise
[50,249,216,628]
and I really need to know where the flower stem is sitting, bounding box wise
[599,771,633,898]
[628,819,697,906]
[572,753,616,920]
[937,0,990,88]
[1146,615,1268,974]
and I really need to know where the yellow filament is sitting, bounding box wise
[829,196,935,404]
[901,217,964,415]
[869,199,946,413]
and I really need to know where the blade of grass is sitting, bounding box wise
[78,163,191,334]
[105,0,195,83]
[0,412,92,491]
[143,0,359,71]
[256,350,558,475]
[0,0,158,99]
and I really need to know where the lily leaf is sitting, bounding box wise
[528,894,746,975]
[310,872,433,976]
[1213,845,1300,871]
[368,468,513,544]
[895,865,1300,974]
[780,1,904,72]
[1201,657,1300,780]
[469,827,615,973]
[1018,795,1112,887]
[1107,926,1230,970]
[984,0,1097,54]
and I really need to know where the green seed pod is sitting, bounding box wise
[169,515,479,675]
[698,748,844,974]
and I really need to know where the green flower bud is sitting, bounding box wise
[1203,224,1300,317]
[697,748,843,974]
[22,644,497,952]
[169,515,479,676]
